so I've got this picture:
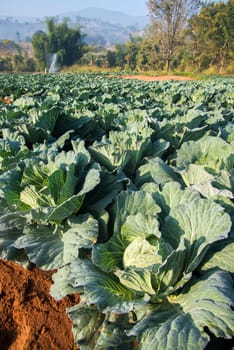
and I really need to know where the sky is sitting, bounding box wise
[1,0,148,17]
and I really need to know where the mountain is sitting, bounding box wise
[0,8,149,48]
[60,7,149,28]
[0,17,45,42]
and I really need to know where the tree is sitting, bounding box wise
[124,36,143,70]
[136,36,162,71]
[189,0,234,71]
[32,18,86,70]
[147,0,201,71]
[32,30,49,70]
[45,18,86,66]
[114,44,128,68]
[13,54,24,71]
[106,50,116,68]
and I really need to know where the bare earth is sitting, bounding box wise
[122,75,195,81]
[0,259,79,350]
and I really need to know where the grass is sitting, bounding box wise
[61,64,113,74]
[56,63,234,79]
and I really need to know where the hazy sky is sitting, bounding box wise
[1,0,148,17]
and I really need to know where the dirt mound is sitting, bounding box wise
[0,259,79,350]
[122,75,195,81]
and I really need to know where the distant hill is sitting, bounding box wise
[0,17,45,43]
[0,8,149,48]
[60,7,149,28]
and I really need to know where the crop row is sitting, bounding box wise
[0,74,234,349]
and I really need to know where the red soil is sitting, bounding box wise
[122,75,195,81]
[0,96,12,104]
[0,259,79,350]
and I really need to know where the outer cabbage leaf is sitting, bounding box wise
[62,214,99,262]
[214,169,234,194]
[82,170,125,212]
[50,265,79,300]
[201,242,234,273]
[153,182,200,217]
[13,214,99,270]
[47,168,100,222]
[89,126,168,178]
[200,231,234,274]
[95,322,133,350]
[149,139,170,159]
[176,140,202,168]
[92,233,128,272]
[67,305,105,350]
[94,103,120,132]
[179,165,234,199]
[0,210,27,260]
[13,224,64,269]
[157,109,207,148]
[69,259,148,313]
[163,199,231,273]
[179,164,214,186]
[15,105,60,144]
[192,182,234,200]
[129,271,234,350]
[115,268,156,296]
[56,139,91,176]
[89,128,151,176]
[0,223,24,260]
[67,305,134,350]
[176,136,234,173]
[135,157,180,187]
[0,129,29,173]
[112,190,161,234]
[134,312,207,350]
[152,239,191,295]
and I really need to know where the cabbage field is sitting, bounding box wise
[0,73,234,350]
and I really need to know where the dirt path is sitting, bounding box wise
[122,75,195,81]
[0,259,79,350]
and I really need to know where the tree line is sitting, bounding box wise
[99,0,233,73]
[1,0,233,73]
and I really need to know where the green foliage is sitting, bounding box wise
[0,40,32,72]
[188,0,234,71]
[32,18,85,70]
[32,30,49,70]
[46,18,85,66]
[147,0,201,71]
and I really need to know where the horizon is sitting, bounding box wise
[1,0,149,18]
